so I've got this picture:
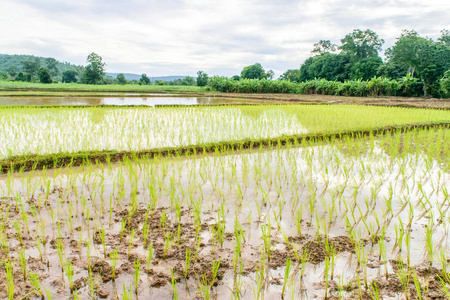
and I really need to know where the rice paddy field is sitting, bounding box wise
[0,102,450,299]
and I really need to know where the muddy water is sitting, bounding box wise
[0,131,449,299]
[0,96,229,106]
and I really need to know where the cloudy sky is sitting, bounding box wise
[1,0,449,77]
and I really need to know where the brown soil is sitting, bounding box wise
[202,92,450,109]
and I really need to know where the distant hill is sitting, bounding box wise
[0,54,82,81]
[106,73,188,83]
[0,54,192,83]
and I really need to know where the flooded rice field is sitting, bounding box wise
[0,106,308,160]
[1,104,448,160]
[0,96,227,107]
[0,128,449,299]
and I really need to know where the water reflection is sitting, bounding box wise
[0,96,220,106]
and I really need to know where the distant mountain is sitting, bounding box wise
[106,73,189,83]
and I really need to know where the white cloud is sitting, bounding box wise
[1,0,449,77]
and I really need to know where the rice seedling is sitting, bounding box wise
[171,268,179,300]
[0,118,449,298]
[122,283,133,300]
[134,259,140,294]
[29,272,44,298]
[281,257,292,299]
[110,247,119,281]
[185,248,192,279]
[4,260,15,300]
[65,259,75,292]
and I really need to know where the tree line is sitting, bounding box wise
[0,53,211,87]
[1,28,449,96]
[216,29,450,97]
[278,29,450,97]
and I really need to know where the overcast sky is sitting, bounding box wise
[1,0,449,77]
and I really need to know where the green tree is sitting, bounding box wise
[231,75,240,81]
[139,74,150,85]
[15,72,31,82]
[376,61,408,80]
[266,70,275,80]
[7,65,17,77]
[22,57,40,79]
[45,58,59,77]
[299,53,352,82]
[182,76,195,85]
[438,29,450,46]
[83,52,106,84]
[340,29,384,60]
[387,30,450,96]
[116,73,127,85]
[441,70,450,95]
[0,71,8,80]
[171,79,183,85]
[38,67,52,83]
[241,63,267,79]
[350,56,383,80]
[196,71,209,86]
[312,40,338,54]
[155,80,168,85]
[103,75,114,84]
[62,70,78,83]
[280,69,300,81]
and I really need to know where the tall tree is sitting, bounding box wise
[438,29,450,46]
[279,69,300,82]
[340,29,384,60]
[46,58,59,77]
[116,73,127,85]
[387,30,450,96]
[38,67,52,83]
[241,63,267,80]
[266,70,275,80]
[299,53,352,82]
[441,70,450,95]
[350,56,383,80]
[139,74,150,85]
[182,76,195,85]
[83,52,106,84]
[7,65,17,77]
[22,57,40,78]
[196,71,209,86]
[62,70,78,83]
[312,40,338,54]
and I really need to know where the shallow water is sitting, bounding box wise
[0,130,449,299]
[0,96,229,106]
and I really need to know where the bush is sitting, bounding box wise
[208,76,430,97]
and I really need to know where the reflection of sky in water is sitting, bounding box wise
[0,141,448,299]
[0,97,214,106]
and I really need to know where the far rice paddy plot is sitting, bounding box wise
[0,127,449,299]
[0,104,449,161]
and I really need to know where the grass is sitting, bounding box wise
[0,80,207,93]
